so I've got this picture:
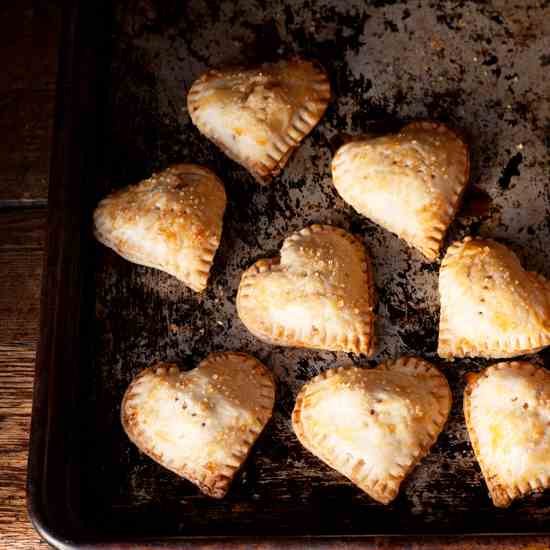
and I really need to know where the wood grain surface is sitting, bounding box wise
[1,0,550,548]
[0,0,58,546]
[0,1,60,207]
[0,210,48,549]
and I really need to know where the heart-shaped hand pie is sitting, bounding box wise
[187,58,331,184]
[464,361,550,507]
[292,357,451,504]
[94,164,226,292]
[331,121,470,260]
[237,224,375,354]
[121,352,275,498]
[438,237,550,359]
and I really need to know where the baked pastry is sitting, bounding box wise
[438,237,550,359]
[237,224,375,354]
[121,352,275,498]
[464,361,550,507]
[187,58,331,183]
[93,164,226,292]
[331,121,470,260]
[292,357,451,504]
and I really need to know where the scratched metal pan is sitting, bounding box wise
[28,0,550,547]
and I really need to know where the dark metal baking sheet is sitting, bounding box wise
[29,0,550,546]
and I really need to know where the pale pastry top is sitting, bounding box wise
[438,237,550,358]
[93,164,226,292]
[121,352,275,498]
[237,225,375,354]
[292,357,451,504]
[332,121,469,260]
[188,58,330,183]
[464,361,550,507]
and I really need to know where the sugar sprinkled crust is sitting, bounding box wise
[331,121,470,260]
[464,361,550,507]
[188,57,331,184]
[438,237,550,359]
[237,224,375,354]
[121,352,275,498]
[93,164,226,292]
[292,356,451,504]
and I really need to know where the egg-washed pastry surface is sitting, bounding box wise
[292,357,451,504]
[121,352,275,498]
[237,224,375,354]
[188,58,331,184]
[464,361,550,507]
[331,121,469,260]
[438,237,550,359]
[93,164,226,292]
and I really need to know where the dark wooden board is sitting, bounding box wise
[0,211,46,347]
[0,210,48,549]
[26,0,550,547]
[0,88,56,207]
[0,0,61,546]
[0,0,62,207]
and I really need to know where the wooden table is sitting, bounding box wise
[1,2,550,549]
[1,1,59,548]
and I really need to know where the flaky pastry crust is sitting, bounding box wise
[188,58,331,183]
[237,224,375,354]
[93,164,226,291]
[438,237,550,359]
[121,352,275,498]
[464,361,550,507]
[292,357,451,504]
[331,121,470,260]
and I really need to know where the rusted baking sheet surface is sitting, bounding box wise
[87,0,550,537]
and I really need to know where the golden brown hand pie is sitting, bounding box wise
[187,58,331,183]
[121,352,275,498]
[93,164,226,292]
[237,224,375,354]
[464,361,550,507]
[331,121,470,260]
[438,237,550,359]
[292,357,451,504]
